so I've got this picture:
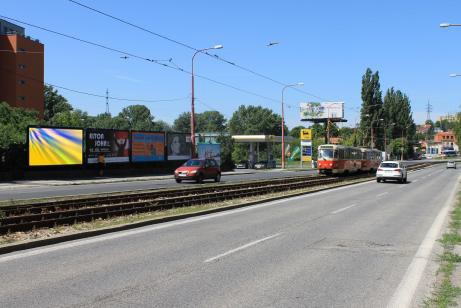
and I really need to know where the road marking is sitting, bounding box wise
[204,233,282,263]
[413,179,419,183]
[331,204,358,214]
[377,192,389,198]
[387,174,461,308]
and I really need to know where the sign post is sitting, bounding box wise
[300,128,313,168]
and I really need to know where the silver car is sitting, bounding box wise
[376,161,407,183]
[447,161,457,169]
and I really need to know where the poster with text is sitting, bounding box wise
[197,143,221,166]
[131,132,165,162]
[29,127,83,166]
[86,129,130,163]
[167,133,191,160]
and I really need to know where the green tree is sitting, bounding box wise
[172,112,191,133]
[152,120,172,132]
[228,105,283,135]
[196,111,227,133]
[0,102,39,147]
[289,125,306,139]
[114,105,156,130]
[50,109,94,128]
[360,68,383,149]
[44,85,73,122]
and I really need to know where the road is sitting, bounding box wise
[0,164,457,307]
[0,169,315,202]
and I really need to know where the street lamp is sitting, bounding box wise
[281,82,304,169]
[383,122,395,159]
[400,124,412,160]
[440,23,461,28]
[365,114,383,149]
[191,44,223,157]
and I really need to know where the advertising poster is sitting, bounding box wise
[300,128,312,141]
[86,129,130,163]
[197,143,221,166]
[131,132,165,162]
[300,102,344,121]
[29,127,83,166]
[167,133,191,160]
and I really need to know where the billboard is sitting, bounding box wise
[197,143,221,166]
[86,129,130,163]
[167,133,191,160]
[28,127,83,166]
[300,102,344,121]
[131,132,165,162]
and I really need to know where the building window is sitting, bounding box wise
[18,64,26,69]
[18,80,26,85]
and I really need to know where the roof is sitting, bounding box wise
[232,135,295,143]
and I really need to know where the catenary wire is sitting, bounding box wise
[0,15,282,104]
[67,0,331,101]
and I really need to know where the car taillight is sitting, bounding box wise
[378,168,383,171]
[394,168,401,173]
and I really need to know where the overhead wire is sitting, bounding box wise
[0,15,281,104]
[67,0,331,101]
[0,66,189,104]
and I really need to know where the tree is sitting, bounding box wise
[196,111,226,133]
[228,105,283,135]
[152,120,172,132]
[50,109,93,128]
[289,125,306,139]
[0,102,39,147]
[172,112,191,133]
[44,85,73,122]
[360,68,383,149]
[115,105,156,130]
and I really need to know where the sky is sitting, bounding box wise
[2,0,461,129]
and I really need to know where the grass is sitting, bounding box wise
[425,192,461,307]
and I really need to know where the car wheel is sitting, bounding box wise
[196,174,204,184]
[215,173,221,182]
[175,179,181,183]
[376,178,381,183]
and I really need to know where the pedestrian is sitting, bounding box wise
[98,153,105,176]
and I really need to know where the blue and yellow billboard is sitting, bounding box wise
[28,127,83,166]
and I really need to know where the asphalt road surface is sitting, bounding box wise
[0,164,457,307]
[0,169,316,202]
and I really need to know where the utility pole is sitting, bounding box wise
[426,100,432,123]
[106,89,110,114]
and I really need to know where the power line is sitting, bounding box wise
[0,66,189,104]
[67,0,330,101]
[0,15,282,104]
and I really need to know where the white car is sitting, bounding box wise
[376,161,407,183]
[447,161,457,169]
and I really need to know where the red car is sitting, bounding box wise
[174,159,221,183]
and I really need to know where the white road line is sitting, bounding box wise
[387,174,461,308]
[377,192,389,198]
[204,233,282,263]
[331,204,358,214]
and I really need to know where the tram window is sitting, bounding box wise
[319,149,334,159]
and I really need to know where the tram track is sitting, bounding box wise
[0,163,431,234]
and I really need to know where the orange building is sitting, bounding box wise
[0,19,44,117]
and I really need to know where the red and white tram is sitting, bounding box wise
[317,144,382,175]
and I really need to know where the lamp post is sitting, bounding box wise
[440,23,461,28]
[383,122,395,159]
[281,82,303,169]
[191,44,223,157]
[400,124,411,160]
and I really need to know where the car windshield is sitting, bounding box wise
[183,160,203,167]
[319,149,334,159]
[380,163,398,168]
